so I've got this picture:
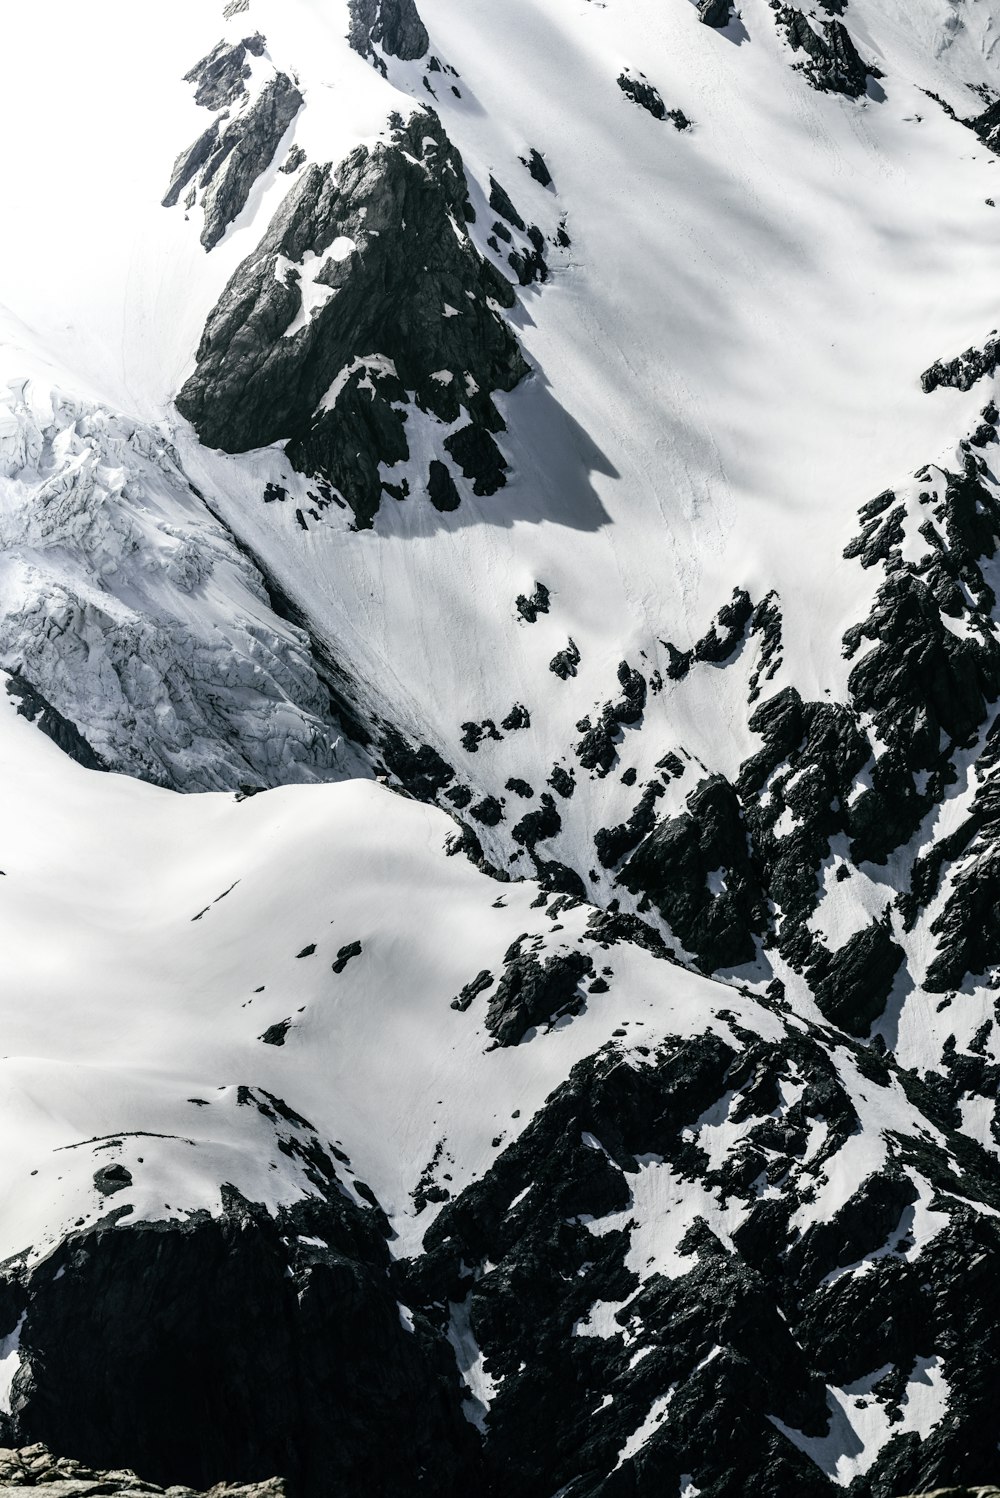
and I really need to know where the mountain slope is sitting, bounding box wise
[4,0,1000,1493]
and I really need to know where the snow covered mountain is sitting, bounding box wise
[4,0,1000,1493]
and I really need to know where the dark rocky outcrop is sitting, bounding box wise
[427,459,461,512]
[460,719,501,753]
[922,334,1000,395]
[483,182,549,288]
[616,71,664,118]
[163,52,303,252]
[381,727,455,798]
[774,9,877,96]
[0,1444,284,1495]
[332,941,363,974]
[548,765,575,799]
[573,662,648,779]
[443,422,511,497]
[549,639,581,679]
[619,774,766,970]
[489,177,525,233]
[842,488,906,568]
[450,968,494,1012]
[281,144,307,176]
[406,1020,1000,1498]
[176,109,528,526]
[485,946,593,1044]
[348,0,430,64]
[511,792,562,850]
[93,1165,133,1197]
[967,91,1000,154]
[747,592,784,702]
[531,857,587,900]
[501,704,530,732]
[698,0,732,24]
[184,34,266,113]
[662,587,756,681]
[922,731,1000,991]
[5,673,105,772]
[470,795,504,826]
[505,777,533,798]
[808,914,904,1036]
[594,780,665,869]
[407,1024,999,1498]
[617,71,691,129]
[521,149,552,187]
[0,1180,479,1498]
[515,581,550,623]
[842,458,1000,867]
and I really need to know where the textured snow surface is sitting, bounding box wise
[0,382,363,789]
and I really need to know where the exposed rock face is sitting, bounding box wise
[775,9,876,96]
[4,675,104,773]
[698,0,732,26]
[549,638,581,679]
[808,913,904,1036]
[380,727,455,798]
[596,417,1000,1004]
[197,77,304,253]
[0,1443,284,1495]
[515,581,550,623]
[967,93,1000,153]
[617,71,691,129]
[348,0,429,63]
[404,1009,1000,1498]
[184,33,266,111]
[485,944,593,1045]
[176,108,528,527]
[922,334,1000,394]
[662,587,756,680]
[922,715,1000,992]
[0,1177,479,1496]
[594,780,664,868]
[620,774,766,971]
[162,36,303,252]
[573,661,647,780]
[536,405,1000,1027]
[617,72,665,121]
[521,148,552,187]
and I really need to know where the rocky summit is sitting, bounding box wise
[5,0,1000,1495]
